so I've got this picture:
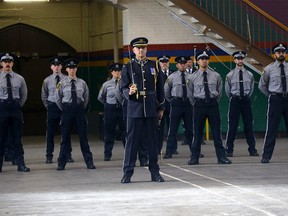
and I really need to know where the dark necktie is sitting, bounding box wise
[239,70,244,98]
[181,73,187,100]
[6,74,13,101]
[71,80,77,104]
[203,71,210,100]
[56,75,60,86]
[280,64,286,93]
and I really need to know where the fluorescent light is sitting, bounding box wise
[5,0,49,1]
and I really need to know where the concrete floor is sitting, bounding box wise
[1,135,288,216]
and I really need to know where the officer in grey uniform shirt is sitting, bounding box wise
[0,52,30,172]
[41,56,74,164]
[188,51,231,165]
[225,51,259,157]
[98,63,125,161]
[258,43,288,163]
[55,58,95,170]
[157,54,173,155]
[164,56,193,159]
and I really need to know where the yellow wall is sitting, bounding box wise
[0,1,123,52]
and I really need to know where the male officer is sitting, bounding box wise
[0,52,30,172]
[115,74,149,166]
[259,43,288,163]
[188,51,231,165]
[186,57,194,74]
[41,56,74,164]
[55,58,95,170]
[157,55,172,155]
[225,51,259,157]
[98,63,125,161]
[164,56,193,159]
[120,37,165,183]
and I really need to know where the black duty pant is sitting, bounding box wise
[191,98,226,160]
[262,94,288,159]
[103,104,125,158]
[0,100,25,166]
[225,96,257,154]
[166,98,193,153]
[58,103,93,167]
[46,102,72,159]
[123,117,159,177]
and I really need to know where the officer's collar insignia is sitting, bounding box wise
[135,58,148,65]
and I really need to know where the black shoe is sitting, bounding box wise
[46,158,53,164]
[151,174,165,182]
[87,164,96,169]
[200,153,204,158]
[57,165,65,171]
[121,176,131,183]
[250,152,259,157]
[67,158,74,163]
[172,150,179,155]
[218,158,232,164]
[104,156,111,161]
[261,158,269,163]
[226,153,233,157]
[140,162,149,167]
[17,165,30,172]
[188,159,199,165]
[0,167,2,172]
[163,153,172,159]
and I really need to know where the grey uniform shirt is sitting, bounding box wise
[259,61,288,96]
[41,73,66,107]
[225,67,254,98]
[98,77,119,105]
[164,70,193,103]
[55,76,89,110]
[188,68,222,103]
[0,71,27,107]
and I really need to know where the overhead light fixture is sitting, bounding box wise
[4,0,49,1]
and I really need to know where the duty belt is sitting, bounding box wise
[139,91,155,96]
[271,92,288,97]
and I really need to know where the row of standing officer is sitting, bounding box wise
[41,57,74,164]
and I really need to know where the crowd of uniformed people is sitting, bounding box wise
[0,38,287,184]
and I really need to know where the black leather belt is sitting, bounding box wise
[194,97,216,103]
[173,97,188,101]
[231,94,248,99]
[0,99,20,103]
[271,92,288,97]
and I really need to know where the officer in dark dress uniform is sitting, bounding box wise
[120,37,165,183]
[115,76,149,166]
[55,59,95,170]
[98,63,125,161]
[188,51,231,165]
[164,56,193,159]
[225,51,259,157]
[0,53,30,172]
[157,55,172,155]
[259,43,288,163]
[41,56,74,164]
